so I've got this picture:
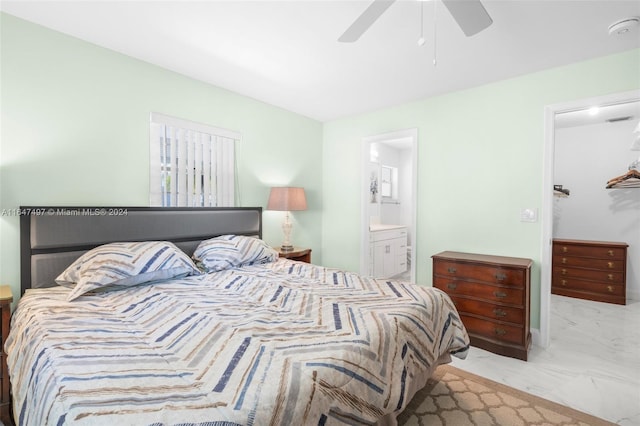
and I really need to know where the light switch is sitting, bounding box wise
[520,208,538,223]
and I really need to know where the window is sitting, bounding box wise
[149,113,240,207]
[380,165,397,199]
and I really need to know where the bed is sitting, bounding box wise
[6,206,469,425]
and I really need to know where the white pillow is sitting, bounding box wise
[56,241,201,301]
[193,235,278,272]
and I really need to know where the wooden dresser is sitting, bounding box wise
[0,285,13,425]
[432,251,532,361]
[552,239,627,305]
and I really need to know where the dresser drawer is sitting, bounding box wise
[460,314,524,345]
[552,276,625,297]
[448,295,524,325]
[434,261,524,287]
[553,243,625,260]
[552,266,624,283]
[434,277,524,306]
[553,256,624,271]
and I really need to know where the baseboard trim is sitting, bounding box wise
[530,327,542,348]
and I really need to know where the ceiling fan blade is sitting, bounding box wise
[441,0,493,37]
[338,0,396,43]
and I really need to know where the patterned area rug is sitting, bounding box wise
[397,365,615,426]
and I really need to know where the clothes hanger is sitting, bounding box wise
[606,168,640,188]
[553,184,570,197]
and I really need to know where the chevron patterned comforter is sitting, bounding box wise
[6,259,469,426]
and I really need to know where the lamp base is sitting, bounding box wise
[280,212,294,253]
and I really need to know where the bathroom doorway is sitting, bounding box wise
[360,128,418,282]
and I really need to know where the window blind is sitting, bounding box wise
[149,113,240,207]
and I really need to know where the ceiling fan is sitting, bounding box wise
[338,0,493,42]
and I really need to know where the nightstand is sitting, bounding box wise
[275,247,312,263]
[0,285,13,425]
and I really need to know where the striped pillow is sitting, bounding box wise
[57,241,201,301]
[193,235,278,272]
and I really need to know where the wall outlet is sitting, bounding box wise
[520,208,538,223]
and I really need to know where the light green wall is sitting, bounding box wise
[2,13,639,330]
[322,49,640,329]
[0,13,323,301]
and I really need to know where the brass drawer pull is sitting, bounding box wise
[561,269,567,275]
[493,308,507,317]
[561,279,567,286]
[493,291,507,298]
[495,272,507,281]
[494,328,507,336]
[562,246,568,253]
[608,274,614,281]
[607,262,614,269]
[447,267,457,274]
[561,257,567,264]
[447,283,457,290]
[607,285,614,293]
[608,250,614,257]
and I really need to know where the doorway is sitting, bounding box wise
[360,128,418,282]
[541,89,640,348]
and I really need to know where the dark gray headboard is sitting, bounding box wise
[20,206,262,294]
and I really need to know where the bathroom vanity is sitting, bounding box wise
[369,225,408,279]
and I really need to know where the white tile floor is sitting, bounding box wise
[450,294,640,425]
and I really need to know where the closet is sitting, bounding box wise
[553,101,639,304]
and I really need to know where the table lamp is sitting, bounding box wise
[267,187,307,251]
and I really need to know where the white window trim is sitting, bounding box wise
[150,113,241,141]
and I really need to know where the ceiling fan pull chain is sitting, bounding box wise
[418,1,425,46]
[433,0,438,66]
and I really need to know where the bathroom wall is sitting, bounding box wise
[375,142,413,235]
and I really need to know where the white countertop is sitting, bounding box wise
[369,224,406,232]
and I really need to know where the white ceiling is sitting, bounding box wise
[1,0,639,122]
[555,100,640,129]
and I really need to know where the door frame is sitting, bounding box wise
[360,128,418,282]
[540,89,640,348]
